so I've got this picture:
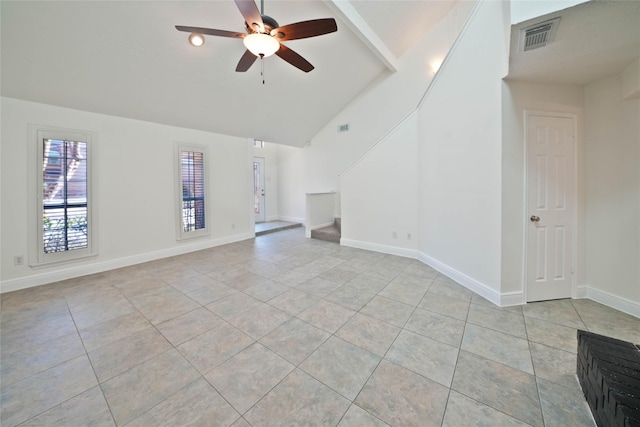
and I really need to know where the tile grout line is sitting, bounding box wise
[69,294,119,427]
[4,229,614,426]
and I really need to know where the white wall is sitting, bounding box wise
[1,97,252,292]
[340,113,419,257]
[306,192,337,236]
[584,73,640,313]
[621,58,640,100]
[500,71,640,316]
[417,0,510,303]
[501,80,585,297]
[276,144,305,224]
[277,0,476,222]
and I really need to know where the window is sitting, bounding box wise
[253,139,265,148]
[29,127,96,265]
[176,143,209,240]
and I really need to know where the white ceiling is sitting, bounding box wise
[350,0,456,58]
[507,0,640,85]
[0,0,450,147]
[3,1,638,147]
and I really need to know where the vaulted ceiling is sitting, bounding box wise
[0,1,455,147]
[3,1,639,148]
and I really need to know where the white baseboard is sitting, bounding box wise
[340,238,419,259]
[500,291,526,307]
[0,232,254,294]
[8,231,636,320]
[574,285,588,299]
[586,286,640,318]
[339,240,518,307]
[417,251,504,306]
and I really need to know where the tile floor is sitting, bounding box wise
[2,228,639,426]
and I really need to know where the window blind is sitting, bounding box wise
[42,139,88,253]
[181,150,206,232]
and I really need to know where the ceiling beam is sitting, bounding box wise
[325,0,399,72]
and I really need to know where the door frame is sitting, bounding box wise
[253,156,266,223]
[522,110,579,302]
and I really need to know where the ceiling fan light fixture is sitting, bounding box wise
[175,2,337,73]
[243,33,279,57]
[188,33,205,47]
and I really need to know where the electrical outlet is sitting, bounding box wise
[407,233,412,240]
[13,255,24,266]
[392,231,397,239]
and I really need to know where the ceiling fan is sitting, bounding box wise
[176,0,338,73]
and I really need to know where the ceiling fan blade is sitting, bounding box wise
[271,18,337,41]
[175,26,245,38]
[276,44,314,73]
[236,50,258,72]
[234,0,264,33]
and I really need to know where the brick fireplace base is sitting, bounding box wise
[577,330,640,427]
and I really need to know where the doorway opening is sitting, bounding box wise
[253,157,265,224]
[251,144,302,236]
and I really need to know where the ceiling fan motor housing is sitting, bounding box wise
[246,14,279,34]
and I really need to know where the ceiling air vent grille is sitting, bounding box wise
[521,17,560,51]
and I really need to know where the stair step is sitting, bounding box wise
[255,222,302,236]
[310,225,341,243]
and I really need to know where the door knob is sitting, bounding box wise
[530,215,540,223]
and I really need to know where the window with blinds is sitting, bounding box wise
[176,143,209,240]
[42,139,88,253]
[30,127,96,266]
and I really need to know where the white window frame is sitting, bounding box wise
[28,125,97,267]
[175,142,210,240]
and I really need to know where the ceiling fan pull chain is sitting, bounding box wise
[261,55,265,85]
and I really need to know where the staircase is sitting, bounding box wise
[310,217,341,243]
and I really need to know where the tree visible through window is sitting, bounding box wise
[42,139,88,253]
[180,150,206,232]
[30,126,95,266]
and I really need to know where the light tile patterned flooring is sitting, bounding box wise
[2,228,639,426]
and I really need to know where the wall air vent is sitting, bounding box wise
[338,124,350,133]
[520,17,560,51]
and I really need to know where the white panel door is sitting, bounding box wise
[253,157,266,223]
[526,114,575,302]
